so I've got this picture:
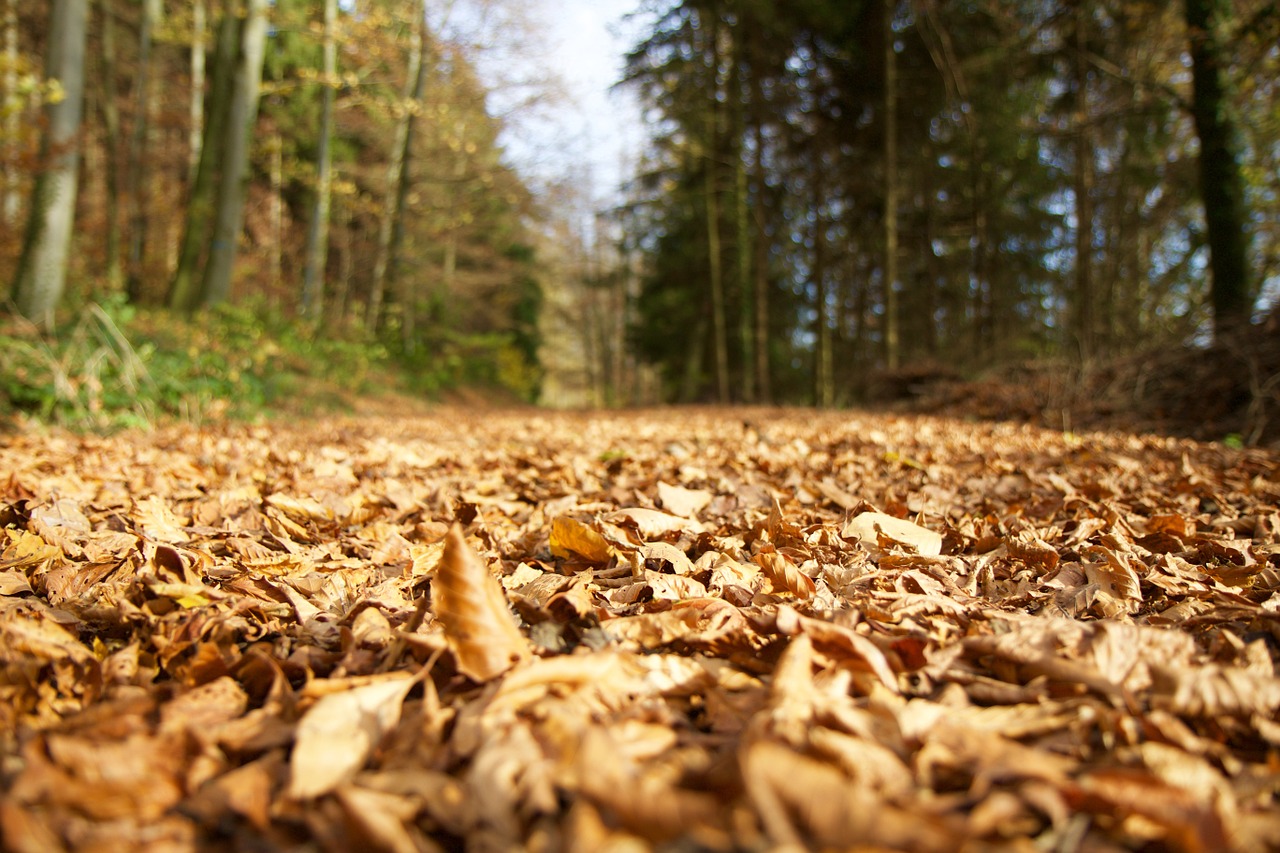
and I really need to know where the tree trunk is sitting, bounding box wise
[1072,0,1095,358]
[200,0,268,307]
[301,0,337,321]
[749,43,771,404]
[731,33,754,403]
[188,0,205,180]
[1185,0,1253,339]
[268,133,283,294]
[882,0,900,370]
[124,0,160,302]
[368,0,426,333]
[98,0,123,293]
[10,0,88,329]
[813,171,832,408]
[2,0,19,225]
[703,13,729,404]
[169,11,237,311]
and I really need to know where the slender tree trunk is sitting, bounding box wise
[730,35,754,403]
[189,0,205,180]
[1185,0,1252,339]
[98,0,123,293]
[703,14,729,403]
[330,193,353,328]
[1072,0,1095,359]
[301,0,337,321]
[749,51,770,403]
[124,0,160,302]
[169,11,237,311]
[813,170,832,408]
[2,0,20,225]
[200,0,268,307]
[368,0,426,332]
[11,0,88,329]
[268,133,283,295]
[882,0,900,370]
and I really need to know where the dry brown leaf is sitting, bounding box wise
[2,408,1278,851]
[754,547,816,599]
[656,481,713,518]
[433,523,531,681]
[774,605,898,691]
[288,675,417,799]
[742,739,958,851]
[606,507,701,538]
[844,511,943,556]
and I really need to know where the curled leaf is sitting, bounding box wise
[754,547,816,599]
[434,524,531,681]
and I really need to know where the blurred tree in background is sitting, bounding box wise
[618,0,1278,405]
[1,0,1277,412]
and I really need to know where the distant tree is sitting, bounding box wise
[2,0,23,226]
[9,0,87,329]
[1185,0,1253,339]
[301,0,338,321]
[168,0,268,312]
[125,0,162,302]
[367,0,427,333]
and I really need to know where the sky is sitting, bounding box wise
[501,0,647,202]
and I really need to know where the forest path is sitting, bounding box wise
[2,408,1278,850]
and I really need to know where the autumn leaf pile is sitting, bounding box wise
[2,408,1279,852]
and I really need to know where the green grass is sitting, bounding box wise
[1,296,543,431]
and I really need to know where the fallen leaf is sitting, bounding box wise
[843,511,943,556]
[657,481,713,518]
[549,516,613,564]
[433,523,531,681]
[288,675,417,799]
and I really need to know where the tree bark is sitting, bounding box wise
[703,13,729,403]
[11,0,88,329]
[169,11,237,311]
[368,0,427,333]
[730,31,753,404]
[1072,0,1096,358]
[749,37,770,404]
[188,0,205,180]
[98,0,123,293]
[200,0,268,307]
[1185,0,1253,339]
[2,0,19,225]
[124,0,160,302]
[813,169,832,408]
[882,0,900,370]
[301,0,338,321]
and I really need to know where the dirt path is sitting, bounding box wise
[2,408,1278,850]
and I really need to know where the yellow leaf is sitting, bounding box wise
[549,515,613,564]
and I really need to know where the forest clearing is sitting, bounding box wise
[2,407,1279,851]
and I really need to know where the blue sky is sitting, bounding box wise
[503,0,645,199]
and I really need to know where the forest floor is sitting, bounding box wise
[2,406,1279,851]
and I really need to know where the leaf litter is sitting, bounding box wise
[1,407,1279,851]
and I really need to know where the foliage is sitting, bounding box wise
[3,0,547,405]
[617,0,1280,405]
[2,409,1278,847]
[0,298,404,428]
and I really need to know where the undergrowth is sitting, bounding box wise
[0,297,532,431]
